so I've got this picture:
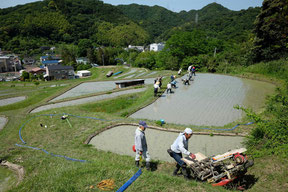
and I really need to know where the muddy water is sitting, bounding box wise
[89,125,244,162]
[242,78,275,112]
[0,96,26,106]
[50,78,155,102]
[130,73,275,126]
[31,88,147,113]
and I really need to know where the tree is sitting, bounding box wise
[109,22,149,47]
[134,51,158,69]
[21,71,30,81]
[59,44,78,68]
[78,39,93,57]
[252,0,288,62]
[165,30,224,65]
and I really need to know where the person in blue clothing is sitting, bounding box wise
[135,120,151,170]
[192,66,196,76]
[170,74,175,82]
[168,128,196,179]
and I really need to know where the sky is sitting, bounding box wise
[0,0,264,12]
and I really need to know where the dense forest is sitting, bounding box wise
[0,0,287,72]
[0,0,264,70]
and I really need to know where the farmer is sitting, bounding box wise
[182,78,190,85]
[167,82,172,94]
[192,66,196,76]
[154,82,159,96]
[135,120,151,170]
[168,128,196,179]
[178,68,182,75]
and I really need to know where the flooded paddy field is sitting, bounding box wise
[30,88,147,113]
[50,78,155,102]
[0,96,26,106]
[89,125,244,162]
[130,73,275,126]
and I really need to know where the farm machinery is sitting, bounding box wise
[182,148,254,187]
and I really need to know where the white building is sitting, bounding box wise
[77,70,91,77]
[126,45,145,52]
[149,43,165,52]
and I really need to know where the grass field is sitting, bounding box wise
[0,66,287,192]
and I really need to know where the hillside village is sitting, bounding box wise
[0,0,288,192]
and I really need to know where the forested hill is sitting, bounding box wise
[116,4,183,41]
[0,0,260,53]
[117,3,261,42]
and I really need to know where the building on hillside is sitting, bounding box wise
[77,70,91,77]
[149,43,165,52]
[30,67,46,75]
[42,60,61,66]
[22,57,35,65]
[76,57,89,65]
[125,45,145,52]
[45,65,74,80]
[0,55,22,73]
[40,55,62,66]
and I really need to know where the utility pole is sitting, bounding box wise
[102,53,104,66]
[195,12,198,25]
[213,47,217,57]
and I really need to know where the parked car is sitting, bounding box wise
[91,63,99,67]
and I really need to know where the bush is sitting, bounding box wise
[238,80,288,158]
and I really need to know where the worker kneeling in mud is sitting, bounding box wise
[182,78,190,85]
[135,121,151,170]
[167,128,196,179]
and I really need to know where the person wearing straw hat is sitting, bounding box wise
[168,128,196,179]
[135,120,151,170]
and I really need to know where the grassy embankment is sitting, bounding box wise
[0,64,287,191]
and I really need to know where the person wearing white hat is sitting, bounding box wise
[135,120,151,170]
[168,128,196,179]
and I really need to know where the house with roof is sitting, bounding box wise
[30,67,46,75]
[22,57,35,65]
[76,57,89,65]
[40,55,62,66]
[77,70,91,78]
[149,43,165,52]
[45,65,75,80]
[0,55,22,73]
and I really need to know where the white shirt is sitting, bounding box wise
[187,65,192,72]
[167,83,171,89]
[171,133,191,155]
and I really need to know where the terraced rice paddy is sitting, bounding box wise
[0,96,26,106]
[130,73,275,126]
[89,125,244,162]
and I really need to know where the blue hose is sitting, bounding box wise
[116,169,142,192]
[198,122,254,131]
